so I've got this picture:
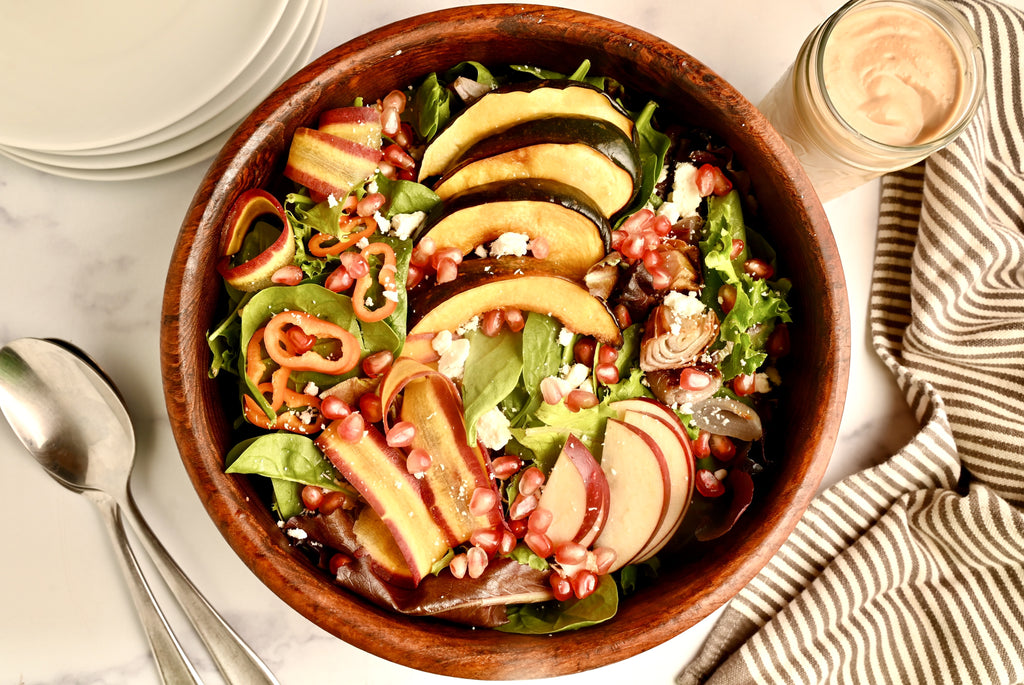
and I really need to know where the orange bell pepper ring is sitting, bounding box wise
[243,384,326,435]
[352,242,399,323]
[263,310,360,375]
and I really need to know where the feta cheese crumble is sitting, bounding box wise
[488,232,531,258]
[390,211,426,240]
[476,407,512,450]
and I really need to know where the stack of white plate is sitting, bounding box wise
[0,0,325,181]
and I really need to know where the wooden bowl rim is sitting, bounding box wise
[161,4,850,679]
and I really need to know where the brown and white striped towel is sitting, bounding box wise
[680,0,1024,682]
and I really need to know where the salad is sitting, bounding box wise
[207,60,791,633]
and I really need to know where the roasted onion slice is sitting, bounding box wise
[692,397,763,441]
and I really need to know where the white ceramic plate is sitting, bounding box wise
[0,2,326,181]
[0,0,287,151]
[27,0,313,158]
[2,0,322,170]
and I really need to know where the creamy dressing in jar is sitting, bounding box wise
[822,5,965,146]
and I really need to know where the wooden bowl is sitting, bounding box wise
[161,4,850,679]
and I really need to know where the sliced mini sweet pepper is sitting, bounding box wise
[352,242,399,323]
[263,310,361,375]
[243,384,326,435]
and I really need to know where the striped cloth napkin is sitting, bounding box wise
[679,0,1024,682]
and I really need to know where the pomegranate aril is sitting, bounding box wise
[717,283,737,313]
[573,337,597,366]
[383,143,416,171]
[410,237,436,267]
[595,362,620,386]
[696,468,726,497]
[649,264,672,290]
[393,122,414,149]
[491,454,523,479]
[498,529,517,555]
[642,249,663,270]
[406,448,432,474]
[271,264,304,286]
[287,327,316,353]
[592,546,617,575]
[679,366,712,391]
[692,431,711,458]
[509,493,538,520]
[470,527,501,555]
[550,572,574,601]
[325,267,354,293]
[341,252,370,279]
[385,420,416,448]
[622,234,645,261]
[430,246,464,270]
[744,258,774,280]
[504,308,525,332]
[467,546,489,578]
[554,541,587,566]
[380,107,400,137]
[382,89,407,113]
[361,350,394,378]
[377,159,397,180]
[524,530,553,558]
[337,412,365,442]
[619,208,654,234]
[319,490,351,515]
[652,214,672,236]
[571,570,598,599]
[732,373,756,396]
[482,309,505,336]
[710,434,737,461]
[406,263,425,289]
[449,553,468,579]
[329,552,354,575]
[358,393,383,423]
[613,304,632,329]
[518,467,545,496]
[321,395,351,420]
[435,257,458,284]
[529,236,550,259]
[301,485,325,510]
[566,389,599,412]
[598,345,619,365]
[508,518,528,539]
[469,487,498,516]
[540,376,565,405]
[767,323,790,358]
[527,506,553,534]
[730,238,746,259]
[356,192,386,217]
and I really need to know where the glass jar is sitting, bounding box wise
[759,0,985,202]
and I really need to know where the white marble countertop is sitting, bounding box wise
[0,1,929,683]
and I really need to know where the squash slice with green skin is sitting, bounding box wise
[416,178,611,279]
[418,80,634,181]
[409,262,622,345]
[432,117,641,218]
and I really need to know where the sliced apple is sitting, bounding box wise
[433,117,641,217]
[315,420,449,587]
[593,419,671,573]
[419,80,634,180]
[284,127,382,201]
[536,434,610,549]
[416,178,610,279]
[616,408,695,562]
[318,106,383,149]
[408,265,622,345]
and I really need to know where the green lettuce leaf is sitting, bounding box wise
[498,574,618,634]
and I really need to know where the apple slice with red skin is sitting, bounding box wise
[616,408,695,563]
[284,127,382,202]
[315,420,449,587]
[593,419,672,573]
[318,106,382,149]
[536,434,609,549]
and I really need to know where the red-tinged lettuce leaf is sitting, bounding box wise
[286,510,552,627]
[695,469,755,541]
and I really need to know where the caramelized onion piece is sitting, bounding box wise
[692,397,763,441]
[639,302,719,371]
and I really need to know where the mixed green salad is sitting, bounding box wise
[207,60,792,632]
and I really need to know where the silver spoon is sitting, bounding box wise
[0,337,278,685]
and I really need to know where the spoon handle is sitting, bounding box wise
[87,492,204,685]
[123,494,280,685]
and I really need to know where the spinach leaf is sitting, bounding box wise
[513,313,565,423]
[226,432,343,490]
[271,479,304,519]
[461,330,524,442]
[622,100,672,217]
[207,290,252,379]
[412,72,451,141]
[442,61,499,88]
[373,173,441,218]
[498,574,618,634]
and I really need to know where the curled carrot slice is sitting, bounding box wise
[263,310,360,375]
[217,189,296,292]
[352,242,399,323]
